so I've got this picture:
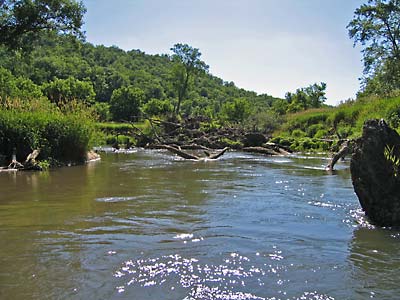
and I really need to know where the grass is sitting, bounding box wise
[273,96,400,151]
[0,98,96,165]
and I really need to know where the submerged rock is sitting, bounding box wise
[350,119,400,226]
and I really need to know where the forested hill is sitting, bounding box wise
[0,34,280,122]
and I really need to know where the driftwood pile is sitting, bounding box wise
[123,116,290,160]
[0,149,42,172]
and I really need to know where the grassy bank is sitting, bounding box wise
[272,96,400,152]
[0,98,96,167]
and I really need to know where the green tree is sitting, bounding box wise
[221,98,251,123]
[348,0,400,94]
[110,86,144,121]
[170,43,209,115]
[285,82,327,112]
[42,77,95,105]
[0,0,86,49]
[0,66,42,99]
[142,98,173,117]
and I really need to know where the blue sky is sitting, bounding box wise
[82,0,365,105]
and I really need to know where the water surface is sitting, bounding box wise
[0,150,399,299]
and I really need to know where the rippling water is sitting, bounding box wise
[0,150,399,300]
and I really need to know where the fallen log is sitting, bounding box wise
[208,147,229,159]
[161,144,229,160]
[242,146,279,156]
[326,140,350,171]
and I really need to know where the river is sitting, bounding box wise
[0,150,399,300]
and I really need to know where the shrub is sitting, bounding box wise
[314,129,329,139]
[0,98,95,165]
[291,129,306,138]
[110,86,144,121]
[143,98,173,116]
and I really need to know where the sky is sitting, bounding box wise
[82,0,365,105]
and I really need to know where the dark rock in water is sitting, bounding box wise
[242,133,267,147]
[351,119,400,226]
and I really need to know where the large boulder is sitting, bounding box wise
[242,133,267,147]
[351,119,400,226]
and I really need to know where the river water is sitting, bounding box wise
[0,150,399,300]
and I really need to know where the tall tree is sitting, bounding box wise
[285,82,327,112]
[170,43,208,116]
[348,0,400,94]
[0,0,86,49]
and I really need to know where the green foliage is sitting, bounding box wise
[219,137,243,148]
[42,76,95,105]
[348,0,400,96]
[170,43,209,115]
[142,98,173,117]
[291,129,306,138]
[270,136,331,152]
[384,144,400,177]
[110,86,144,121]
[0,98,95,164]
[275,96,400,152]
[246,111,283,133]
[93,102,111,122]
[0,35,283,128]
[271,99,289,115]
[278,108,330,136]
[314,129,329,139]
[221,98,251,123]
[285,82,327,112]
[0,67,42,99]
[0,0,86,50]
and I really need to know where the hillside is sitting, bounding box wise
[271,96,400,151]
[0,34,281,124]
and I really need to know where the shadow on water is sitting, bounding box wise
[349,226,400,299]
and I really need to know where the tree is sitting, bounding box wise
[170,43,209,116]
[0,0,86,49]
[221,98,251,123]
[285,82,327,112]
[110,86,144,121]
[142,98,173,117]
[348,0,400,94]
[42,76,95,105]
[0,66,42,99]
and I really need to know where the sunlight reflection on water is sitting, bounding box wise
[2,150,400,299]
[113,251,336,300]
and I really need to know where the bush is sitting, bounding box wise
[306,124,324,137]
[42,77,95,105]
[314,129,329,139]
[142,98,173,116]
[110,86,144,121]
[0,99,95,165]
[291,129,306,138]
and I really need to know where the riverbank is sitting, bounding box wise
[0,98,98,170]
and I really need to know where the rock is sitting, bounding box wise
[350,119,400,226]
[242,133,267,147]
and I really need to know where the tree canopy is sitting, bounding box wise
[348,0,400,95]
[0,33,282,124]
[285,82,327,112]
[170,43,209,115]
[0,0,86,49]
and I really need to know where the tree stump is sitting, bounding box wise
[350,119,400,226]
